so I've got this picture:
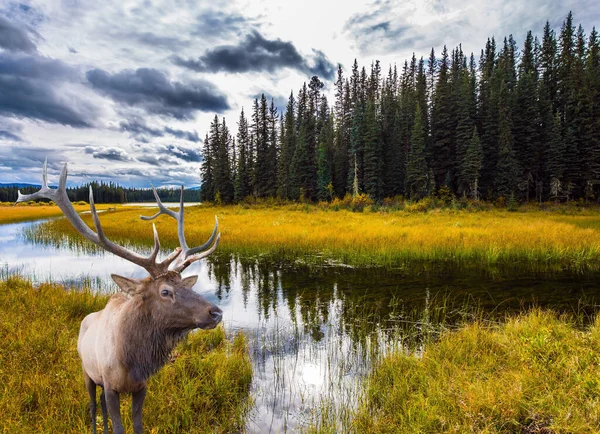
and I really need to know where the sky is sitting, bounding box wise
[0,0,598,188]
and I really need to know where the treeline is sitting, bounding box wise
[0,182,199,203]
[201,12,600,204]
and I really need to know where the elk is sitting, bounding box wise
[18,160,223,434]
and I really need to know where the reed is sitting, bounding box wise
[344,309,600,433]
[31,204,600,272]
[0,276,252,433]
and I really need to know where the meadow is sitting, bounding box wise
[0,202,92,224]
[5,201,600,433]
[0,276,252,434]
[25,201,600,272]
[332,309,600,434]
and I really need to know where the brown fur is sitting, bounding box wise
[78,271,222,433]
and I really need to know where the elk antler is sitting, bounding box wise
[140,185,220,272]
[17,160,182,277]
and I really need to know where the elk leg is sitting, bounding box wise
[104,389,124,434]
[132,386,147,434]
[83,372,97,434]
[100,388,109,434]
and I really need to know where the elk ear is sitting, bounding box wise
[111,274,142,294]
[181,275,198,289]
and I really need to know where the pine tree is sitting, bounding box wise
[277,92,296,199]
[547,113,566,199]
[213,118,234,203]
[234,108,251,202]
[455,54,477,196]
[317,108,334,202]
[494,82,520,198]
[460,128,483,199]
[581,27,600,199]
[431,45,454,190]
[513,31,541,201]
[363,97,381,199]
[405,104,429,199]
[200,130,214,202]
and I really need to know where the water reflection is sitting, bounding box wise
[2,219,600,432]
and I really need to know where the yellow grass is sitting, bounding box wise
[0,276,252,433]
[347,310,600,433]
[35,204,600,271]
[0,203,100,224]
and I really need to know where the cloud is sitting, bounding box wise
[0,117,23,141]
[0,145,68,174]
[120,119,200,142]
[127,31,189,51]
[86,67,230,119]
[165,144,202,162]
[85,146,132,162]
[0,15,37,53]
[193,10,257,39]
[343,0,600,57]
[172,30,335,80]
[0,129,21,141]
[0,52,97,127]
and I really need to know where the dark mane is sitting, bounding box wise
[119,296,190,383]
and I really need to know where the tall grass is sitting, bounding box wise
[0,203,92,224]
[341,309,600,433]
[30,204,600,272]
[0,276,252,433]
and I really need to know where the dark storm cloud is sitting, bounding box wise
[0,52,95,127]
[0,15,37,53]
[172,30,335,80]
[86,67,230,119]
[85,146,132,162]
[120,119,200,143]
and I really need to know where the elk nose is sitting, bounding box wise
[210,306,223,323]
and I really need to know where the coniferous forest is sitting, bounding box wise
[200,13,600,204]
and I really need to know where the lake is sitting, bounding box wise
[1,218,599,432]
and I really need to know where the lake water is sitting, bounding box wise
[1,218,600,432]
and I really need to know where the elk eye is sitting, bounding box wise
[160,289,171,297]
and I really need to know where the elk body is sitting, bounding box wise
[19,161,222,434]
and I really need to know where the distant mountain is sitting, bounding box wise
[187,186,201,190]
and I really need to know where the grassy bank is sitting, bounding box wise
[30,203,600,272]
[339,310,600,434]
[0,203,93,224]
[0,277,252,433]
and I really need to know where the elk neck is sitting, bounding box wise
[118,294,190,383]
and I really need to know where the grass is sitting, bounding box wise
[0,202,95,224]
[339,309,600,434]
[28,203,600,272]
[0,276,252,433]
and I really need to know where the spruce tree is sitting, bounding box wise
[405,104,429,199]
[494,82,520,198]
[460,128,483,199]
[234,108,251,202]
